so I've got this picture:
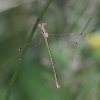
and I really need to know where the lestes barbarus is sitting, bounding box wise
[18,22,84,89]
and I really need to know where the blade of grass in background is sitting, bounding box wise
[4,0,52,100]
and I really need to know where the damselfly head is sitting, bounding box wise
[38,22,47,27]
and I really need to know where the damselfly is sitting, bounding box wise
[18,22,84,88]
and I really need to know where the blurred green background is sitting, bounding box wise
[0,0,100,100]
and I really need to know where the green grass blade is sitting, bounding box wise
[4,0,52,100]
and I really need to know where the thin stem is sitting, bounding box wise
[4,0,52,100]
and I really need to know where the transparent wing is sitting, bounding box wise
[18,37,44,63]
[48,33,84,41]
[48,33,84,48]
[18,33,84,63]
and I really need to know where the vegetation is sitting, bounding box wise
[0,0,100,100]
